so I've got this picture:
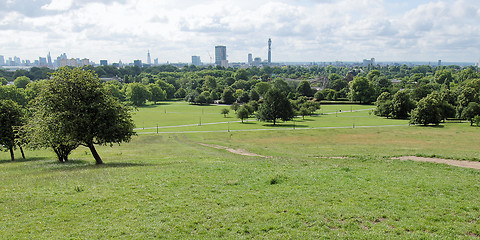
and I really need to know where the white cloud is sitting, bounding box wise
[41,0,74,11]
[0,0,479,63]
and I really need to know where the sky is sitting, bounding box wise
[0,0,479,64]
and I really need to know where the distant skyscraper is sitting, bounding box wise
[134,60,143,68]
[47,52,52,67]
[248,53,253,65]
[100,60,108,66]
[147,50,151,65]
[154,58,158,65]
[192,56,201,66]
[14,56,21,66]
[438,60,442,66]
[268,38,272,64]
[39,57,47,66]
[0,55,4,66]
[215,46,227,67]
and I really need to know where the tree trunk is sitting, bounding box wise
[19,146,25,159]
[273,119,276,125]
[53,148,63,162]
[88,143,103,165]
[9,146,15,161]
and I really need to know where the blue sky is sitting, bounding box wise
[0,0,479,64]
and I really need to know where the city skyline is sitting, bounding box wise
[0,0,479,64]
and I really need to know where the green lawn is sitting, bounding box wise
[1,102,480,239]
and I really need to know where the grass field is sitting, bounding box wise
[1,102,480,239]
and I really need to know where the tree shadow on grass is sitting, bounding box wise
[41,160,156,171]
[262,123,308,128]
[412,124,445,128]
[0,157,49,164]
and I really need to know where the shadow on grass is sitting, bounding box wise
[412,124,445,128]
[0,157,49,164]
[42,160,155,171]
[239,122,256,124]
[262,123,308,128]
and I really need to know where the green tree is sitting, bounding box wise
[13,76,31,89]
[461,102,480,126]
[329,78,348,92]
[230,102,240,112]
[257,88,294,125]
[148,84,166,104]
[236,106,249,123]
[28,67,135,164]
[375,92,393,118]
[0,77,7,85]
[127,83,151,106]
[434,69,453,85]
[221,87,236,104]
[104,81,125,101]
[0,85,27,106]
[234,68,249,81]
[296,80,313,97]
[0,100,24,161]
[220,108,230,117]
[410,94,442,126]
[249,89,260,101]
[254,82,271,96]
[391,90,415,119]
[349,76,375,104]
[174,88,187,99]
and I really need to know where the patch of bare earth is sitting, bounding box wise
[197,143,270,158]
[392,156,480,170]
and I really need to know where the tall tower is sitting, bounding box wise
[215,46,227,67]
[47,52,52,68]
[147,50,151,65]
[268,38,272,64]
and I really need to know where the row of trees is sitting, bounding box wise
[375,78,480,126]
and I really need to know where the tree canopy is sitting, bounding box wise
[257,88,294,125]
[27,67,135,164]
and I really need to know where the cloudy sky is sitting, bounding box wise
[1,0,479,64]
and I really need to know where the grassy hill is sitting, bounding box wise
[1,102,479,239]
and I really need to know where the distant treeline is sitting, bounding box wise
[2,64,480,126]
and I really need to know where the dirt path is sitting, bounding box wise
[392,156,480,170]
[197,143,269,158]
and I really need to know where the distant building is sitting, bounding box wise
[192,56,201,66]
[147,50,151,65]
[215,46,227,67]
[0,55,4,66]
[134,60,143,68]
[154,58,159,65]
[248,53,253,65]
[59,58,68,67]
[69,58,78,67]
[253,57,262,66]
[363,58,375,66]
[100,60,108,66]
[39,57,47,67]
[14,56,21,66]
[47,52,52,68]
[81,58,90,66]
[268,38,272,64]
[438,60,442,66]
